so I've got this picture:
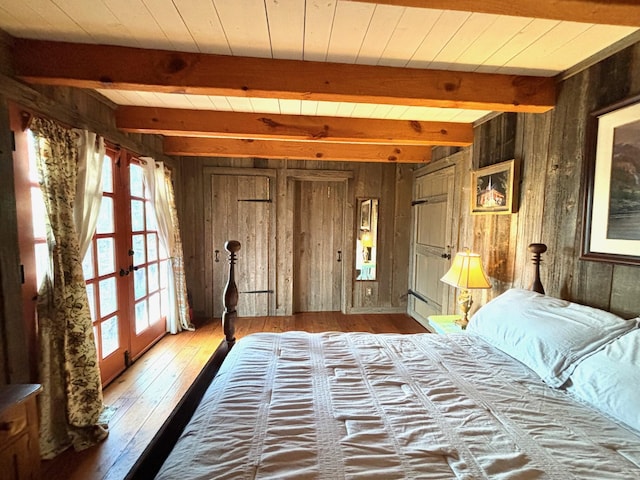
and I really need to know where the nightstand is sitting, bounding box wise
[0,384,42,480]
[427,314,464,334]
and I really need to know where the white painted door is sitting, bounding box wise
[408,166,455,327]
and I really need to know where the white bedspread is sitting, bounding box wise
[155,332,640,479]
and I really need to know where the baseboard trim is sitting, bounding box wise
[348,307,407,314]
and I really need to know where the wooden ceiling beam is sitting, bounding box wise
[116,106,474,146]
[349,0,640,27]
[14,39,556,113]
[164,137,432,163]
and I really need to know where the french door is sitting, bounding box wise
[13,104,169,386]
[82,151,168,385]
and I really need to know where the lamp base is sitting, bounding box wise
[455,289,472,329]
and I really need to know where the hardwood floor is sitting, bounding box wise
[41,312,426,480]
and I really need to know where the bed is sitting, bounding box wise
[133,241,640,479]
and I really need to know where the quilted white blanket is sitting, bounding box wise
[156,332,640,479]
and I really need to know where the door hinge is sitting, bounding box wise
[124,350,132,367]
[237,198,272,203]
[19,264,24,284]
[408,289,430,305]
[11,131,16,152]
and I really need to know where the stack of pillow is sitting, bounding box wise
[467,288,639,434]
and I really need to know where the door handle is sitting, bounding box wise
[337,250,342,262]
[441,253,451,259]
[119,268,129,276]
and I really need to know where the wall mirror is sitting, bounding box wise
[356,198,378,281]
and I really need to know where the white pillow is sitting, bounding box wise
[567,326,640,433]
[467,289,635,387]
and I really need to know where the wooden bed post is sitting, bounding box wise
[528,243,547,295]
[223,240,241,348]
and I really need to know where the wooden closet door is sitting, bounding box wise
[293,180,344,312]
[211,174,272,318]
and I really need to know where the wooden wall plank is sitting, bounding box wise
[435,41,640,317]
[179,157,405,318]
[391,164,414,307]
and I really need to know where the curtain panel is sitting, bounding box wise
[74,130,105,259]
[141,158,192,333]
[30,117,107,458]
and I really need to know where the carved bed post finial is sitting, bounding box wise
[222,240,241,348]
[528,243,547,295]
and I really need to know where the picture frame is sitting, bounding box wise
[581,94,640,266]
[470,159,519,215]
[360,199,371,230]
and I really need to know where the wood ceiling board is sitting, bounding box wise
[376,7,442,68]
[326,1,376,63]
[347,0,640,27]
[505,23,638,71]
[164,137,432,163]
[249,97,282,115]
[13,40,557,113]
[473,18,558,74]
[0,1,85,42]
[449,16,533,71]
[406,10,473,68]
[279,99,303,115]
[354,4,406,64]
[303,0,337,62]
[102,0,172,51]
[168,0,230,54]
[265,0,306,60]
[428,13,500,69]
[115,107,474,146]
[96,89,495,124]
[503,21,592,71]
[212,0,272,58]
[46,0,139,45]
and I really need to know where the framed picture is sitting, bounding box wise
[470,159,519,214]
[360,199,371,230]
[581,95,640,266]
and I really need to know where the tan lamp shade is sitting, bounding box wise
[440,251,491,290]
[361,231,374,248]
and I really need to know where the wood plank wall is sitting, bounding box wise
[178,157,413,318]
[434,42,640,319]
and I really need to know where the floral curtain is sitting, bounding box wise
[31,118,107,459]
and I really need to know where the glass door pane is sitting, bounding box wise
[127,160,169,359]
[83,150,128,385]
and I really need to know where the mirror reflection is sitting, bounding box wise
[356,198,378,281]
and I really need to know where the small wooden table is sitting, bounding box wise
[0,384,42,480]
[427,314,464,334]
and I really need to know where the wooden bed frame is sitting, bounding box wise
[126,241,547,479]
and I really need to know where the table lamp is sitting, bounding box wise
[440,249,491,329]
